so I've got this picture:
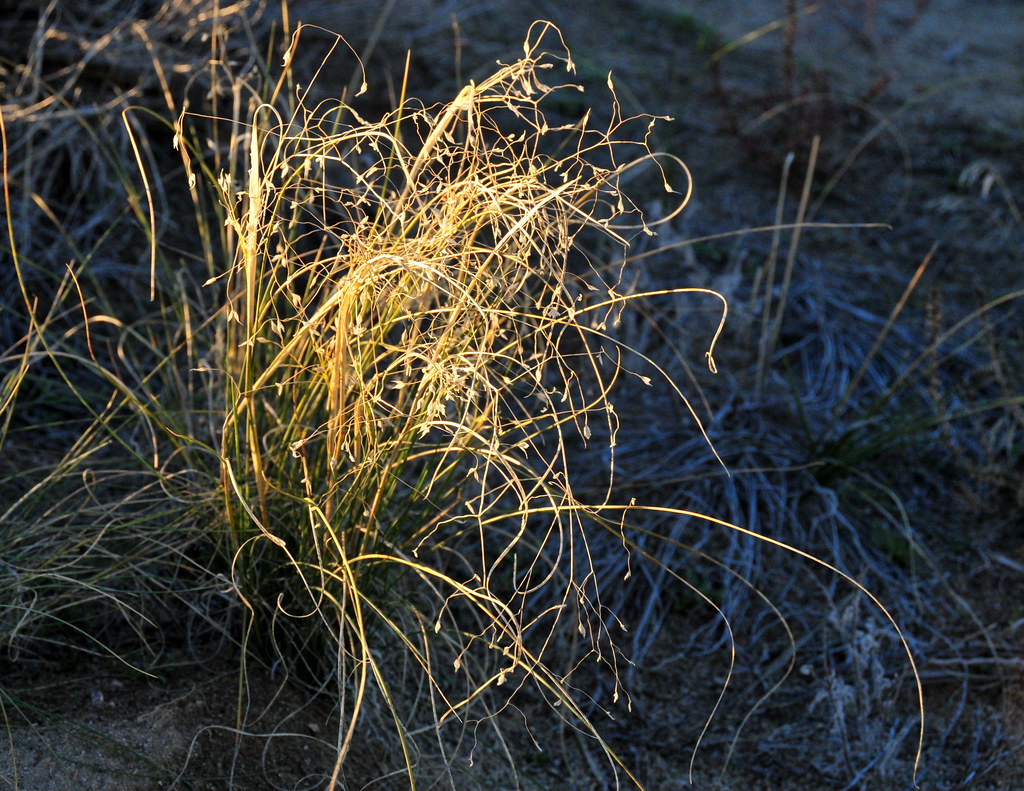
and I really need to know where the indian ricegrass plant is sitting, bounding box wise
[161,20,730,785]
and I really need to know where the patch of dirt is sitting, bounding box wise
[0,657,352,790]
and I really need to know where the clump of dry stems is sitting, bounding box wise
[156,19,727,785]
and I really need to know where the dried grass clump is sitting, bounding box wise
[2,17,724,787]
[171,21,726,784]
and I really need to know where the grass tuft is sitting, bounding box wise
[133,19,723,786]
